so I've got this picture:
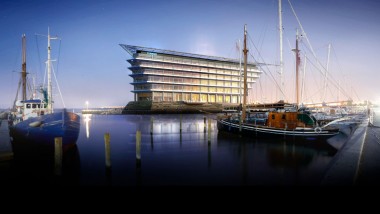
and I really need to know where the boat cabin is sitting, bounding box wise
[266,112,315,129]
[22,99,47,120]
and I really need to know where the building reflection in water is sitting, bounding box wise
[60,114,342,186]
[126,114,212,144]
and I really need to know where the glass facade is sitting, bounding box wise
[120,45,262,103]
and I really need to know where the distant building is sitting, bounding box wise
[120,44,262,104]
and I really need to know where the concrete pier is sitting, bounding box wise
[322,109,380,186]
[354,111,380,186]
[0,120,13,162]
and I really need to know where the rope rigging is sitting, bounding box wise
[287,0,359,103]
[246,32,288,102]
[35,33,66,108]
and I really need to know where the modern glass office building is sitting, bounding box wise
[120,44,262,104]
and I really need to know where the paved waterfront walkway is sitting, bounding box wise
[355,111,380,185]
[322,109,380,186]
[0,120,13,161]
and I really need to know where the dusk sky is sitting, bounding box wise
[1,0,379,108]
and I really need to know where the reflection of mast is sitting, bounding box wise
[22,34,27,101]
[242,25,248,121]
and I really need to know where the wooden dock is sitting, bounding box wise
[0,120,13,162]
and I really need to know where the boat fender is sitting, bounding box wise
[29,121,43,127]
[314,127,322,133]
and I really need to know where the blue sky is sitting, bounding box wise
[1,0,380,108]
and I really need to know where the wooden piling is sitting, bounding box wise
[208,142,211,168]
[136,130,141,167]
[204,116,206,133]
[54,137,62,175]
[104,133,111,168]
[150,116,154,135]
[208,118,211,144]
[239,115,242,132]
[150,134,154,150]
[180,114,182,133]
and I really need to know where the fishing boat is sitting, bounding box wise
[8,30,80,146]
[216,24,340,141]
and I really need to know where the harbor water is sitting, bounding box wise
[1,113,343,186]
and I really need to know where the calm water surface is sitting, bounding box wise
[3,113,343,186]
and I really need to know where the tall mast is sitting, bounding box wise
[294,29,301,107]
[238,39,242,104]
[242,24,248,121]
[22,34,27,101]
[47,28,52,112]
[301,54,307,104]
[46,28,59,113]
[278,0,284,101]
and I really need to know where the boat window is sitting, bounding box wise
[272,114,275,119]
[37,104,40,108]
[282,114,286,120]
[26,104,31,109]
[32,104,37,109]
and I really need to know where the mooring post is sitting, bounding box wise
[208,118,211,144]
[136,130,141,167]
[150,116,154,135]
[204,116,206,133]
[54,137,63,176]
[180,114,182,133]
[239,114,242,132]
[104,133,111,169]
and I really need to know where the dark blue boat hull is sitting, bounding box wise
[217,118,339,141]
[9,110,80,147]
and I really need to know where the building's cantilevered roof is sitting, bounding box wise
[120,44,257,65]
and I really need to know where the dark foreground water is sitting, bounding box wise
[1,114,343,187]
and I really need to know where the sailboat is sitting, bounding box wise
[216,24,340,141]
[8,29,80,146]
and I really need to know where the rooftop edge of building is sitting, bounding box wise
[120,44,258,65]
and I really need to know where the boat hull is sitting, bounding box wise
[9,110,80,147]
[217,118,339,141]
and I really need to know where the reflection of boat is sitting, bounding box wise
[217,24,340,141]
[216,131,337,185]
[217,131,338,152]
[267,145,314,168]
[8,30,80,146]
[8,143,80,186]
